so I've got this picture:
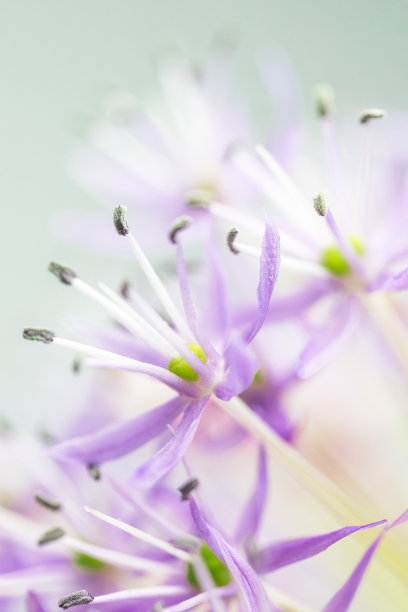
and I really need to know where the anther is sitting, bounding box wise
[38,526,66,545]
[359,108,386,124]
[22,328,54,344]
[178,477,199,501]
[34,493,62,512]
[315,83,335,117]
[120,280,130,299]
[87,464,101,481]
[186,188,212,208]
[113,204,129,236]
[226,228,240,254]
[313,192,328,217]
[58,590,94,609]
[168,216,192,244]
[72,357,82,374]
[48,262,77,285]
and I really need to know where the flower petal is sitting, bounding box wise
[234,446,268,544]
[246,221,280,344]
[131,397,209,489]
[323,509,408,612]
[26,591,46,612]
[250,519,386,574]
[214,334,258,401]
[369,267,408,292]
[49,396,187,464]
[189,498,277,612]
[297,296,358,378]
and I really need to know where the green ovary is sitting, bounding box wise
[74,552,106,570]
[186,543,231,589]
[321,235,364,277]
[168,343,207,381]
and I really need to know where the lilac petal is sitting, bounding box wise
[246,222,280,344]
[189,498,278,612]
[214,334,259,401]
[266,279,334,320]
[369,266,408,292]
[250,519,386,574]
[234,446,267,544]
[26,591,46,612]
[323,509,408,612]
[297,296,358,378]
[49,396,188,464]
[131,397,209,489]
[322,535,382,612]
[175,242,220,363]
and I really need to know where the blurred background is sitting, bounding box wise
[2,0,408,429]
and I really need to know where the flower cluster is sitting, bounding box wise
[8,52,408,611]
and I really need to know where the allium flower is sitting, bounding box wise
[23,205,279,488]
[210,103,408,376]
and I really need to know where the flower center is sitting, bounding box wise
[186,542,231,589]
[168,343,207,381]
[320,236,364,277]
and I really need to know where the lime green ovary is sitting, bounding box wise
[168,343,207,381]
[321,235,364,277]
[186,543,231,589]
[74,552,106,570]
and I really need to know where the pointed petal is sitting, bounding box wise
[234,446,268,544]
[49,396,187,464]
[26,591,46,612]
[189,498,278,612]
[369,266,408,292]
[175,242,219,362]
[131,397,209,489]
[297,296,358,378]
[323,509,408,612]
[246,221,280,344]
[250,519,386,574]
[214,334,258,400]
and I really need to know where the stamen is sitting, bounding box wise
[84,506,193,562]
[38,526,65,545]
[91,586,187,605]
[87,464,101,481]
[72,357,82,374]
[313,192,328,217]
[113,205,191,337]
[315,83,335,117]
[178,477,199,501]
[113,204,129,236]
[359,108,386,124]
[48,261,77,285]
[186,188,213,208]
[34,493,61,512]
[169,216,193,244]
[22,328,54,344]
[58,590,94,609]
[226,228,239,254]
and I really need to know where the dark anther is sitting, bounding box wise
[34,493,61,512]
[315,83,334,117]
[72,357,82,374]
[38,526,66,545]
[23,328,55,344]
[48,262,77,285]
[87,464,101,481]
[120,280,130,299]
[359,108,386,124]
[58,590,94,609]
[226,228,240,255]
[113,205,129,236]
[169,216,192,244]
[178,477,199,501]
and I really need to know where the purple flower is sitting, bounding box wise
[23,206,280,487]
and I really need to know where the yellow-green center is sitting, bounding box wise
[168,343,207,381]
[186,542,231,589]
[74,552,106,571]
[320,236,364,277]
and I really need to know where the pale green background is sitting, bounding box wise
[1,0,408,428]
